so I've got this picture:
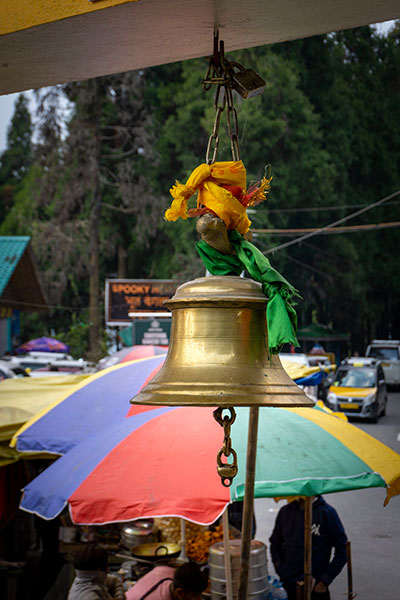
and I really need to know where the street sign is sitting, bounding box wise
[105,279,179,326]
[133,319,171,345]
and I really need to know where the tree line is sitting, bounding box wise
[0,24,399,359]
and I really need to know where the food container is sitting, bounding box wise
[208,539,269,600]
[120,520,158,549]
[131,542,181,562]
[121,560,139,580]
[59,526,79,543]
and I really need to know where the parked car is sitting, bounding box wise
[0,359,30,378]
[1,351,89,375]
[280,353,335,402]
[0,362,17,380]
[279,352,309,365]
[365,339,400,387]
[306,355,335,371]
[326,357,387,422]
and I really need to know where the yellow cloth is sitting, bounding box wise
[165,161,251,234]
[0,374,89,445]
[280,358,320,381]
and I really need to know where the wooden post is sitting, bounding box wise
[304,496,312,600]
[180,518,187,561]
[346,540,353,600]
[223,508,234,600]
[296,581,305,600]
[238,406,259,600]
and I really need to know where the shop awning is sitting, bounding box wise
[0,0,398,95]
[0,237,48,312]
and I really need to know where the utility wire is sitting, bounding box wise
[263,189,400,255]
[256,239,333,280]
[255,199,400,215]
[253,220,400,237]
[0,298,95,312]
[301,241,352,266]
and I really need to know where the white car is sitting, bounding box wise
[0,361,18,380]
[1,351,89,376]
[365,340,400,386]
[278,352,310,366]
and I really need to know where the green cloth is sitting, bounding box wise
[196,230,301,354]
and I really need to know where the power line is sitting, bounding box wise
[256,239,333,279]
[263,189,400,255]
[253,220,400,237]
[0,298,95,312]
[301,241,352,266]
[254,199,400,214]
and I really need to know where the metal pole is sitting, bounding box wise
[304,496,312,600]
[238,406,259,600]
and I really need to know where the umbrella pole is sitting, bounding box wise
[238,406,259,600]
[180,519,187,561]
[304,496,312,600]
[346,540,353,600]
[223,507,234,600]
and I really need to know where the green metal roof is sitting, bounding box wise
[0,236,31,296]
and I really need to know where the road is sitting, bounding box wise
[253,391,400,599]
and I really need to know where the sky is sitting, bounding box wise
[0,20,396,153]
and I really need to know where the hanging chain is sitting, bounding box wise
[224,83,240,161]
[205,83,226,165]
[203,34,241,165]
[203,31,265,164]
[213,407,238,487]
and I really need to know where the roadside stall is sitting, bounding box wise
[19,404,400,598]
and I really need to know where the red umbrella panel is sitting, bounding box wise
[19,404,400,525]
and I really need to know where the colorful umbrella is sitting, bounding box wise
[96,345,168,371]
[17,337,70,354]
[11,355,166,455]
[19,404,400,524]
[12,355,319,457]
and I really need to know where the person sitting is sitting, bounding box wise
[67,543,125,600]
[126,561,208,600]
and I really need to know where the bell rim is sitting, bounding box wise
[131,383,314,408]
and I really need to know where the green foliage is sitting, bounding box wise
[0,94,33,222]
[54,312,109,359]
[0,95,32,185]
[1,24,399,353]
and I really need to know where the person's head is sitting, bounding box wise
[171,562,208,600]
[71,544,108,572]
[290,496,316,509]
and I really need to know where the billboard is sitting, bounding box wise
[120,319,171,346]
[105,279,179,326]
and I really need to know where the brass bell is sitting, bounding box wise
[130,275,314,408]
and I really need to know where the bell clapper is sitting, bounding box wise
[196,213,235,255]
[213,407,238,486]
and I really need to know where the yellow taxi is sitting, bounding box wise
[326,357,387,423]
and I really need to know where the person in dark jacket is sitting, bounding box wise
[269,496,347,600]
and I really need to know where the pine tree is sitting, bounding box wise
[0,94,33,220]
